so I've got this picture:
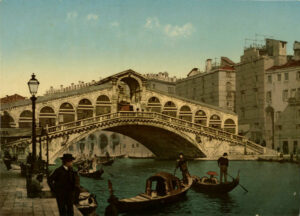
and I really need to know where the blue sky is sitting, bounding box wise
[0,0,299,97]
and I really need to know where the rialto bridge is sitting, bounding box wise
[0,69,270,161]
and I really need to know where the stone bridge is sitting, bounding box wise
[1,69,268,161]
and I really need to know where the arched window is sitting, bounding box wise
[224,119,236,134]
[147,97,161,113]
[179,105,192,122]
[194,110,207,126]
[96,95,111,116]
[39,106,56,127]
[99,134,108,154]
[77,99,93,120]
[162,101,177,117]
[59,103,75,124]
[209,114,221,129]
[19,110,32,128]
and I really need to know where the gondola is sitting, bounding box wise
[76,186,98,216]
[105,172,193,214]
[192,171,239,194]
[99,158,114,166]
[79,169,104,180]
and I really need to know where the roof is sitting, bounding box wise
[266,60,300,71]
[0,94,26,104]
[148,172,179,181]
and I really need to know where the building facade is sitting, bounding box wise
[236,38,300,151]
[176,57,236,112]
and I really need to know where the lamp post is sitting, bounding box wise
[28,73,39,172]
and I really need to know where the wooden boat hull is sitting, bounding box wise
[79,170,104,180]
[99,159,114,166]
[77,187,98,216]
[192,177,239,194]
[113,177,193,213]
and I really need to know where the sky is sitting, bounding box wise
[0,0,300,98]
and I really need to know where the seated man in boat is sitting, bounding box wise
[217,153,229,183]
[175,153,191,184]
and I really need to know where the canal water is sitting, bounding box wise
[56,159,300,216]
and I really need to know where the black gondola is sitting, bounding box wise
[79,169,104,180]
[192,172,239,194]
[106,172,193,214]
[99,159,114,166]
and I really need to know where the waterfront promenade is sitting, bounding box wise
[0,162,82,216]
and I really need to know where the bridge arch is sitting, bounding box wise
[194,110,207,126]
[147,96,162,113]
[0,111,15,128]
[179,105,192,122]
[39,106,56,127]
[19,110,32,128]
[224,118,236,133]
[209,114,222,129]
[77,98,94,120]
[162,101,177,117]
[96,95,111,116]
[59,102,75,124]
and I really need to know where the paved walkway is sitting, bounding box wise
[0,162,82,216]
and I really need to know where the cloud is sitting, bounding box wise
[144,17,195,39]
[164,23,195,38]
[86,14,99,21]
[110,21,120,27]
[66,11,78,20]
[144,17,160,29]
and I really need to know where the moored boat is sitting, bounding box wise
[105,172,193,214]
[76,186,98,216]
[192,171,239,194]
[79,169,104,180]
[99,159,114,166]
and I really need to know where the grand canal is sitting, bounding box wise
[68,159,299,215]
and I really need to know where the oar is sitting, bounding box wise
[173,168,177,176]
[228,172,248,193]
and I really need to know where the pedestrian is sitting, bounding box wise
[3,151,12,170]
[218,153,229,183]
[48,153,80,216]
[175,153,190,184]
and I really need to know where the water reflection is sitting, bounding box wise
[203,193,237,215]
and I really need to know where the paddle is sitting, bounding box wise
[227,172,248,193]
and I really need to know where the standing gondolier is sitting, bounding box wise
[218,153,229,183]
[48,154,80,216]
[175,153,190,184]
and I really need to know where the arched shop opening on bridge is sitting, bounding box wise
[39,106,56,127]
[209,114,222,129]
[87,134,96,155]
[179,105,192,122]
[194,110,207,126]
[0,111,15,128]
[98,133,109,154]
[96,95,111,116]
[117,76,142,111]
[19,110,32,128]
[162,101,177,117]
[77,98,93,120]
[224,119,236,133]
[147,97,162,113]
[59,102,75,124]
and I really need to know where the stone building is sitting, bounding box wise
[145,72,176,94]
[0,94,26,105]
[176,57,236,112]
[236,38,300,151]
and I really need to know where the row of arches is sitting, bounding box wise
[146,96,236,133]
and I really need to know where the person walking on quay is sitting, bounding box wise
[48,154,80,216]
[218,153,229,183]
[3,151,12,170]
[175,153,191,184]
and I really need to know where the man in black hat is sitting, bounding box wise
[175,153,190,184]
[217,153,229,183]
[48,153,79,216]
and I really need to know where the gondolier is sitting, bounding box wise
[48,153,80,216]
[218,153,229,183]
[175,153,190,184]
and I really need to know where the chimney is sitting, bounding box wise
[205,59,212,72]
[293,41,300,61]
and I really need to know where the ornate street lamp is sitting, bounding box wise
[28,73,39,172]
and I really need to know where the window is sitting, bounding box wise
[291,89,296,98]
[276,111,281,120]
[226,72,231,78]
[297,71,300,80]
[255,75,258,82]
[294,141,298,154]
[241,90,245,103]
[152,84,156,89]
[266,91,272,103]
[168,87,174,94]
[267,75,272,83]
[277,74,281,81]
[276,125,282,130]
[284,73,289,81]
[282,89,288,101]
